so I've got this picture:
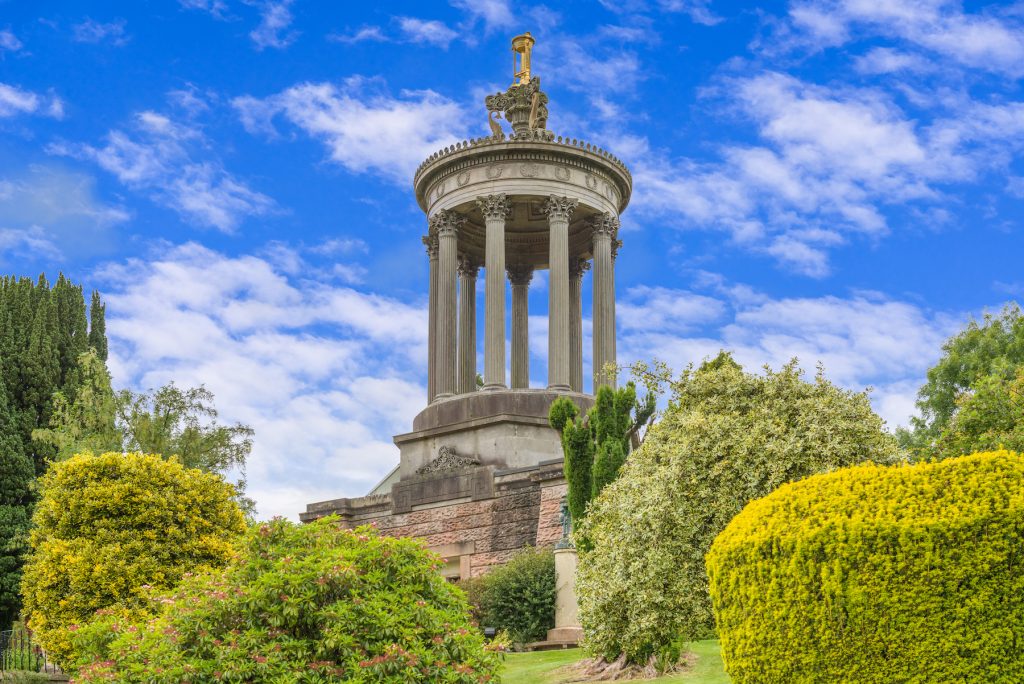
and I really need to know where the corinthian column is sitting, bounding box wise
[457,257,479,394]
[422,233,439,402]
[591,214,616,389]
[545,196,578,392]
[477,194,511,390]
[433,210,461,399]
[610,232,622,382]
[569,257,590,393]
[508,264,533,389]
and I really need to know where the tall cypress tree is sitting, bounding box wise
[0,377,33,632]
[88,290,108,362]
[0,275,109,475]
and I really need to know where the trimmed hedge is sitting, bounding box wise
[706,450,1024,684]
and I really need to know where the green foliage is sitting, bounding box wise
[32,353,255,507]
[576,355,901,664]
[934,368,1024,457]
[87,290,107,363]
[901,303,1024,455]
[591,440,625,499]
[20,452,246,667]
[118,383,254,477]
[549,383,656,525]
[707,450,1024,684]
[72,517,506,683]
[0,380,33,633]
[462,547,555,645]
[31,349,120,461]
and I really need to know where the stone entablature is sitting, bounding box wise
[414,134,632,224]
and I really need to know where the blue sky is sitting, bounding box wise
[2,0,1022,518]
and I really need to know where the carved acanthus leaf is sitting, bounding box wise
[544,195,579,221]
[476,194,512,220]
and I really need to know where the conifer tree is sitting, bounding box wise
[0,275,109,475]
[0,378,33,632]
[88,290,108,362]
[549,382,657,526]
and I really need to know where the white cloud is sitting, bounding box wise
[450,0,514,32]
[0,226,63,263]
[619,285,725,333]
[0,164,129,260]
[607,70,1019,276]
[616,283,961,429]
[784,0,1024,77]
[72,18,129,45]
[51,109,273,232]
[657,0,722,25]
[178,0,229,17]
[0,82,64,119]
[100,242,426,519]
[0,29,22,52]
[397,17,458,49]
[232,77,470,185]
[246,0,297,50]
[853,47,932,75]
[329,26,388,44]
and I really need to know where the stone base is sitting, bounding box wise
[546,626,583,643]
[395,389,593,477]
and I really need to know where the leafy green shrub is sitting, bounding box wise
[20,452,246,667]
[707,450,1024,683]
[463,547,555,644]
[576,355,900,663]
[72,517,505,683]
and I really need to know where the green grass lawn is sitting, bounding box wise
[502,640,731,683]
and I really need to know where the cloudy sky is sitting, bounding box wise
[2,0,1022,518]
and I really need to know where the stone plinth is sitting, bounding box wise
[396,389,593,478]
[547,547,584,644]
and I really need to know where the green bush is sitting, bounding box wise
[20,452,246,667]
[72,517,505,683]
[576,356,900,663]
[463,547,555,645]
[707,450,1024,683]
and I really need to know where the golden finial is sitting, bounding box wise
[511,32,535,85]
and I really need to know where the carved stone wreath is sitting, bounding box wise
[416,445,481,474]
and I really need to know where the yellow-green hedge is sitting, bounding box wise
[706,450,1024,684]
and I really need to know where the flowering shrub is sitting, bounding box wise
[73,517,506,683]
[20,452,245,667]
[707,450,1024,683]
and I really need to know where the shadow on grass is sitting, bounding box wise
[502,640,731,683]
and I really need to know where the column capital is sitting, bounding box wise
[457,256,480,278]
[476,193,512,220]
[612,238,624,262]
[545,195,579,221]
[588,212,619,238]
[569,257,590,281]
[429,209,464,237]
[421,234,438,258]
[507,264,534,287]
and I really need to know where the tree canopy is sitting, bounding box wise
[902,303,1024,456]
[576,354,901,664]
